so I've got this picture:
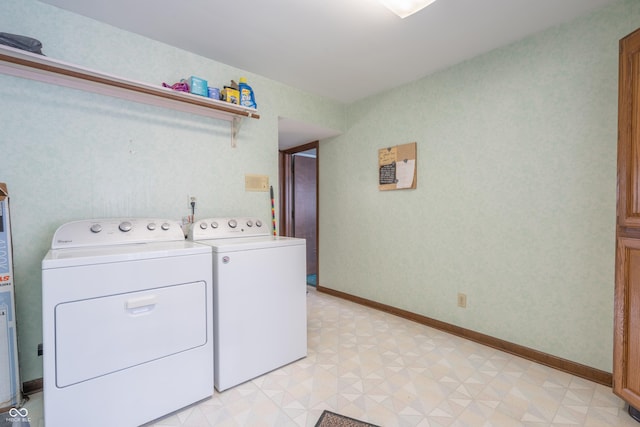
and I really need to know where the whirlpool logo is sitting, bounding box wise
[5,407,30,423]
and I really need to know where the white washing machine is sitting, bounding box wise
[188,217,307,392]
[42,218,214,427]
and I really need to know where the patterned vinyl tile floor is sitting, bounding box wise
[22,287,639,426]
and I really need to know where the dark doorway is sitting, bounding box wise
[280,141,318,286]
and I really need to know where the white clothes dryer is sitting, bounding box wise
[188,217,307,391]
[42,218,213,427]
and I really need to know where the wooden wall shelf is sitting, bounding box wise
[0,45,259,146]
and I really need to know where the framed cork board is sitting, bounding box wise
[378,142,417,191]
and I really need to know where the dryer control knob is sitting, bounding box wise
[228,219,237,228]
[119,221,132,232]
[90,223,102,233]
[161,222,171,231]
[211,222,219,229]
[256,220,263,227]
[246,220,253,227]
[147,223,157,231]
[199,222,208,230]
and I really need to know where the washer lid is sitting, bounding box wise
[194,235,305,252]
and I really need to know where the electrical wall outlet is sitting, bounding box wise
[245,174,269,192]
[187,195,197,210]
[457,293,467,308]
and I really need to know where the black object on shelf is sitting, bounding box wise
[0,32,43,55]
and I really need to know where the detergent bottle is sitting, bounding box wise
[238,77,257,109]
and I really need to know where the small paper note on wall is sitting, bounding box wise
[378,142,417,191]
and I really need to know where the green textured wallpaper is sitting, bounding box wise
[2,0,638,386]
[320,0,640,372]
[0,0,343,382]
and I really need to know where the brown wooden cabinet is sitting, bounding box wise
[615,27,640,419]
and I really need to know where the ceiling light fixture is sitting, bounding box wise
[379,0,437,18]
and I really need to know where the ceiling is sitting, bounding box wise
[278,118,341,150]
[38,0,616,147]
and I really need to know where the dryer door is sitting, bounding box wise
[54,281,207,388]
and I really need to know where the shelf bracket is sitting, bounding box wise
[231,116,243,148]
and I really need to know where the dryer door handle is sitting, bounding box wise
[126,295,158,315]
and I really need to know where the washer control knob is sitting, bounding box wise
[199,222,208,230]
[256,220,263,227]
[147,223,157,231]
[246,220,253,227]
[228,219,237,228]
[90,223,102,233]
[119,221,132,232]
[161,222,171,231]
[211,221,219,229]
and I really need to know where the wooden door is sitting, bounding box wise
[279,142,319,279]
[614,27,640,410]
[293,154,317,276]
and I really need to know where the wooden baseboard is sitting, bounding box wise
[22,378,43,395]
[317,285,612,387]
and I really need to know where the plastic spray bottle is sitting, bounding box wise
[238,77,257,109]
